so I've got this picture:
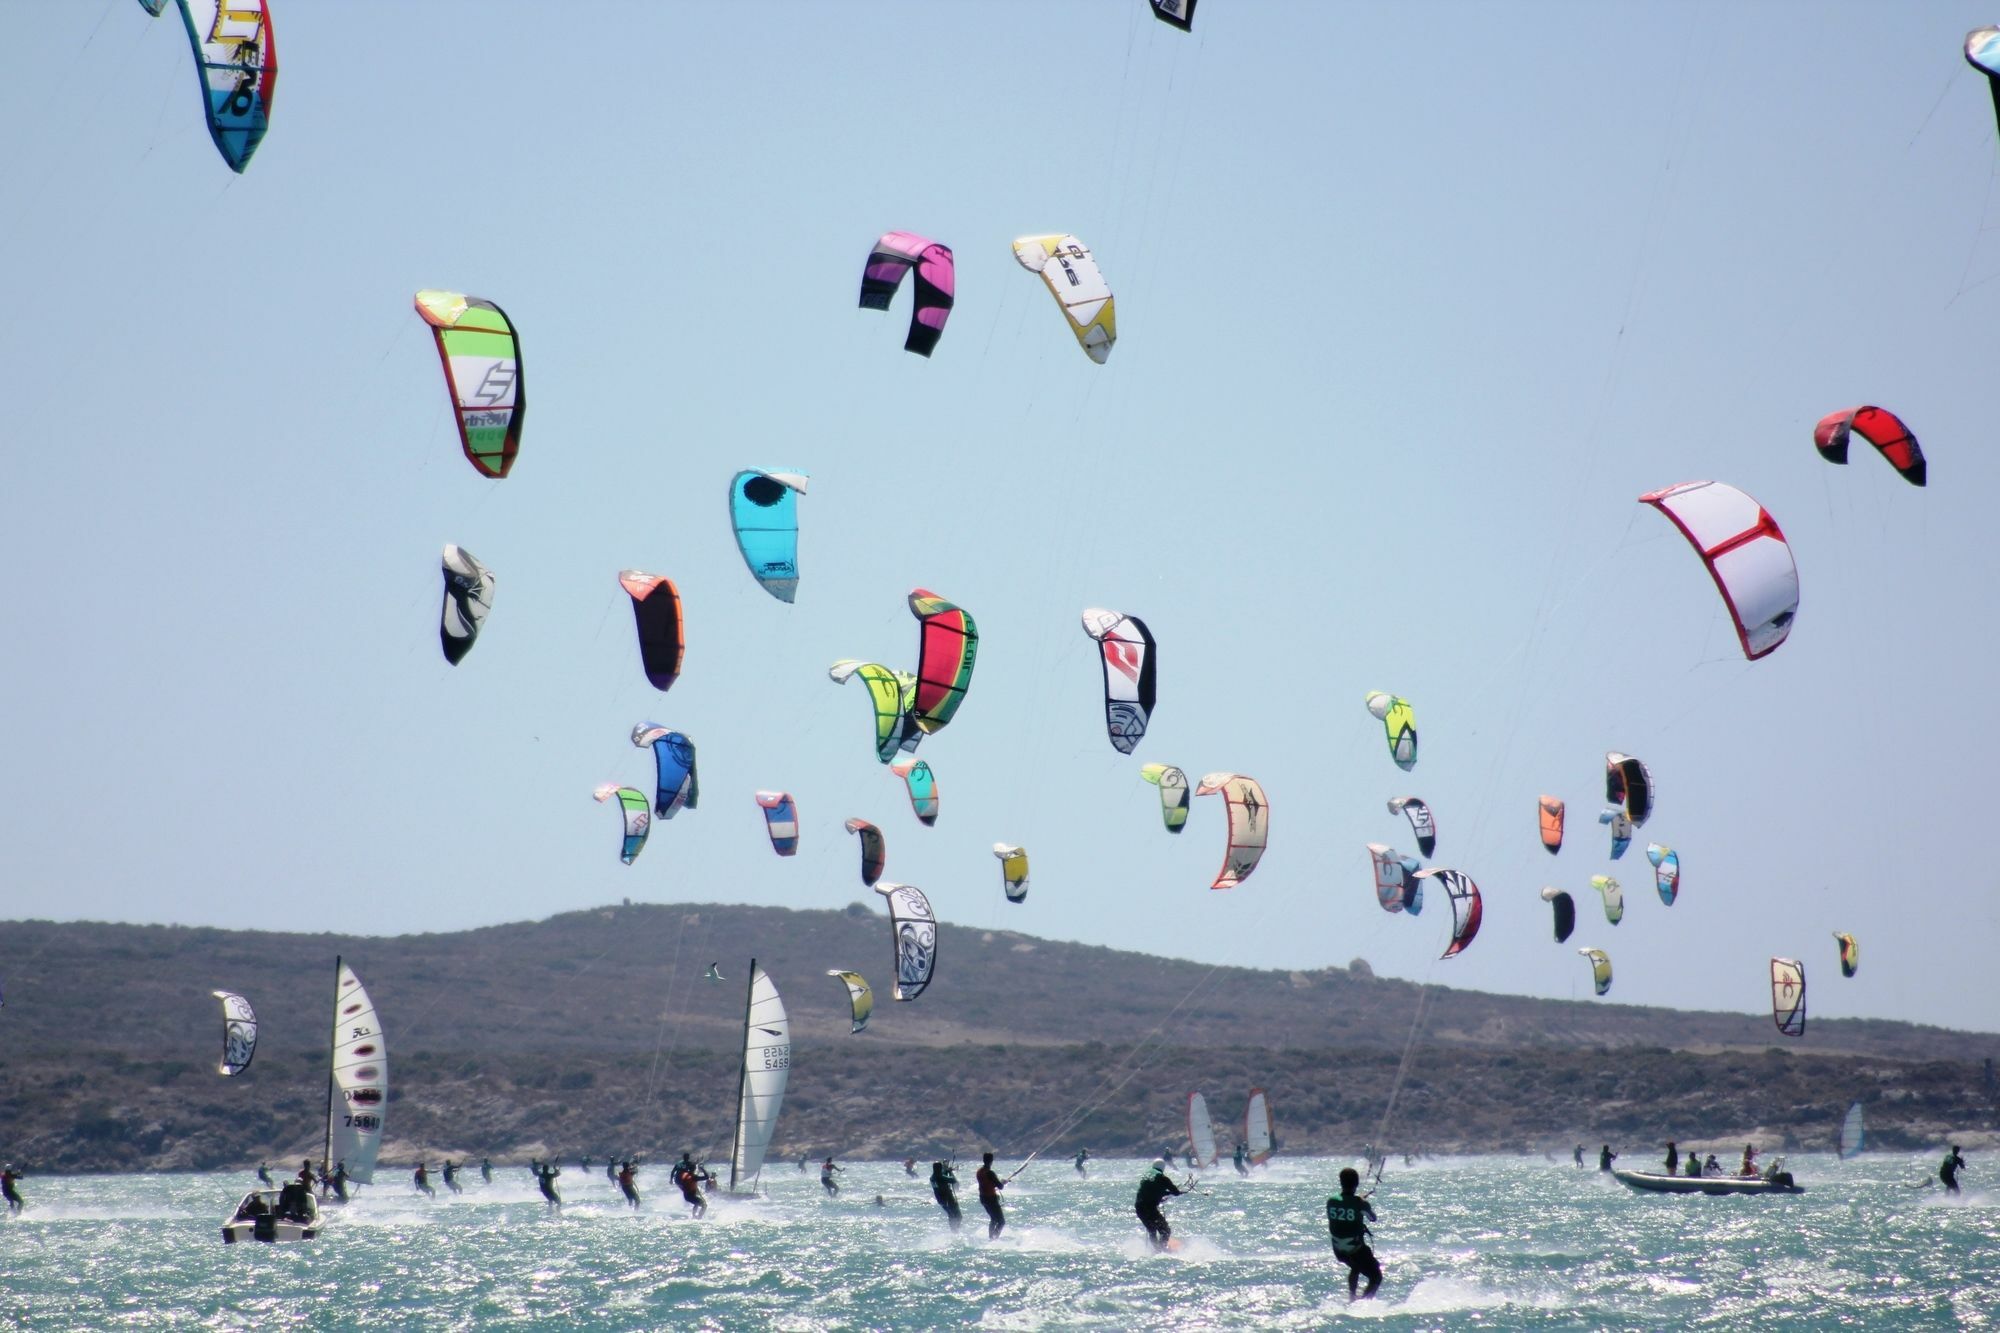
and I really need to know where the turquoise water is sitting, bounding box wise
[1,1155,1994,1329]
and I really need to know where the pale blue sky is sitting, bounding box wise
[4,2,1996,1030]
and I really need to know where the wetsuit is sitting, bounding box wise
[1327,1189,1382,1299]
[674,1159,706,1217]
[1074,1149,1090,1176]
[414,1165,435,1198]
[930,1162,962,1230]
[975,1163,1006,1239]
[1573,1145,1584,1167]
[256,1164,273,1186]
[480,1158,493,1184]
[618,1164,641,1209]
[1942,1149,1967,1195]
[1134,1170,1181,1250]
[1598,1147,1616,1171]
[443,1161,462,1193]
[821,1160,842,1196]
[1233,1143,1249,1176]
[535,1163,562,1209]
[1664,1145,1679,1175]
[2,1168,24,1214]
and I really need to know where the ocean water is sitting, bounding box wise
[1,1154,1994,1330]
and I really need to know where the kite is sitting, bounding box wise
[756,791,799,856]
[439,545,494,665]
[1081,608,1157,754]
[1577,948,1612,997]
[829,660,922,763]
[1834,932,1858,979]
[844,819,886,887]
[858,232,954,356]
[137,1,171,14]
[619,572,684,692]
[213,989,258,1076]
[1589,874,1624,925]
[1969,27,2000,141]
[1540,886,1576,943]
[827,971,874,1034]
[1140,764,1190,833]
[593,784,651,864]
[1538,796,1564,854]
[414,291,524,478]
[1599,808,1632,860]
[875,882,937,1000]
[1771,957,1806,1037]
[1365,693,1417,771]
[993,844,1029,902]
[1368,844,1422,914]
[632,724,698,818]
[891,757,938,826]
[1416,868,1482,958]
[1646,844,1679,906]
[1195,773,1269,889]
[1605,753,1654,826]
[908,589,978,732]
[1387,796,1436,859]
[729,469,809,602]
[1150,0,1195,30]
[172,1,278,173]
[1813,406,1925,486]
[1639,481,1798,660]
[1012,234,1116,363]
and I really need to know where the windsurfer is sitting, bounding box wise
[1941,1146,1967,1195]
[1135,1159,1182,1251]
[1326,1167,1382,1300]
[975,1152,1006,1239]
[930,1159,962,1230]
[821,1157,844,1196]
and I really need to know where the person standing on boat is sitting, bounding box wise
[821,1156,844,1196]
[1598,1145,1616,1171]
[1134,1159,1183,1251]
[975,1152,1007,1239]
[1684,1152,1701,1178]
[1326,1167,1383,1301]
[1941,1146,1967,1195]
[297,1158,316,1190]
[442,1160,462,1194]
[480,1157,493,1185]
[1663,1142,1678,1175]
[930,1159,962,1230]
[1739,1145,1758,1178]
[2,1164,23,1215]
[414,1162,435,1199]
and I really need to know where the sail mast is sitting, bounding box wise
[321,954,341,1180]
[729,957,755,1193]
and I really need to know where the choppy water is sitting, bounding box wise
[1,1155,1994,1329]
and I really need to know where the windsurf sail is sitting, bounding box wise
[592,784,651,864]
[875,882,938,1000]
[827,970,872,1035]
[755,791,800,856]
[1639,481,1799,660]
[993,844,1029,902]
[1589,874,1624,925]
[890,758,939,826]
[1647,844,1679,905]
[859,231,954,356]
[173,1,278,173]
[1417,868,1482,957]
[728,960,791,1192]
[439,545,494,665]
[1813,406,1925,486]
[1187,1092,1218,1168]
[1081,608,1157,754]
[1838,1102,1865,1159]
[1012,234,1116,363]
[844,818,886,886]
[1538,796,1564,854]
[1365,692,1418,770]
[415,292,524,478]
[1834,931,1858,978]
[829,660,922,763]
[1577,948,1612,997]
[1245,1088,1275,1165]
[324,958,387,1184]
[619,572,685,691]
[1771,957,1806,1037]
[729,469,809,602]
[633,724,698,818]
[1541,886,1576,943]
[213,990,257,1076]
[1387,796,1436,858]
[908,589,978,732]
[1195,773,1269,889]
[1140,763,1190,833]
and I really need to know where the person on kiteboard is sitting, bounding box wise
[2,1164,24,1215]
[1135,1159,1183,1251]
[442,1159,462,1194]
[1326,1166,1382,1300]
[1598,1145,1616,1171]
[930,1159,962,1230]
[673,1155,708,1217]
[1074,1148,1091,1176]
[1233,1141,1249,1175]
[533,1159,562,1211]
[618,1161,641,1209]
[413,1162,435,1199]
[1573,1144,1584,1167]
[821,1157,844,1196]
[480,1157,493,1185]
[1942,1145,1968,1195]
[904,1158,918,1177]
[256,1163,273,1186]
[975,1152,1006,1239]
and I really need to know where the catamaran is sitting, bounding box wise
[727,959,790,1196]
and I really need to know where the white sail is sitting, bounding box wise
[1839,1102,1865,1159]
[326,961,387,1184]
[729,960,791,1192]
[1186,1091,1217,1167]
[1246,1087,1274,1165]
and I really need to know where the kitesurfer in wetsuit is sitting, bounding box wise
[798,1153,809,1173]
[930,1159,962,1230]
[1664,1142,1678,1175]
[413,1162,435,1198]
[1598,1145,1616,1171]
[673,1154,707,1217]
[617,1161,641,1209]
[480,1157,493,1184]
[607,1159,618,1184]
[1074,1148,1091,1176]
[1233,1141,1249,1176]
[1326,1167,1382,1300]
[2,1164,24,1215]
[330,1161,350,1201]
[1573,1144,1584,1167]
[975,1152,1006,1239]
[256,1163,273,1186]
[1135,1159,1182,1252]
[533,1160,562,1211]
[442,1159,462,1194]
[581,1156,592,1175]
[821,1157,844,1196]
[1942,1146,1967,1195]
[905,1158,918,1177]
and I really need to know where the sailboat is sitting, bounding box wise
[727,959,791,1195]
[1245,1087,1275,1167]
[220,957,387,1243]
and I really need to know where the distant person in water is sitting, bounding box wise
[256,1163,273,1186]
[533,1160,562,1210]
[1664,1142,1679,1175]
[1326,1166,1382,1301]
[413,1162,435,1199]
[442,1159,462,1194]
[480,1158,493,1185]
[1234,1142,1250,1175]
[1134,1159,1182,1252]
[1941,1146,1968,1195]
[975,1152,1006,1239]
[1074,1148,1091,1176]
[821,1157,844,1196]
[1739,1145,1758,1178]
[1598,1145,1616,1172]
[930,1159,962,1230]
[2,1164,23,1215]
[1574,1144,1584,1167]
[617,1161,641,1209]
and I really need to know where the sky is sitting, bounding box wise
[3,1,1997,1032]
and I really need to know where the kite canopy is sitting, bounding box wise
[1639,481,1798,660]
[619,572,685,692]
[1195,773,1269,889]
[1969,27,2000,138]
[1599,808,1632,860]
[1387,796,1436,859]
[1577,949,1612,997]
[1081,608,1157,754]
[1150,0,1196,30]
[858,232,955,357]
[829,660,922,764]
[729,469,809,602]
[633,724,699,818]
[890,758,939,826]
[1369,844,1422,914]
[414,291,524,478]
[213,989,257,1076]
[1139,764,1190,833]
[908,589,978,733]
[1538,796,1564,854]
[844,818,886,886]
[1646,843,1680,906]
[1813,406,1925,486]
[827,970,873,1034]
[1589,874,1624,925]
[593,784,651,864]
[755,791,800,857]
[1012,234,1116,363]
[875,882,938,1000]
[1834,931,1859,979]
[1540,886,1576,943]
[1365,693,1418,771]
[137,1,171,15]
[1417,868,1482,958]
[1605,753,1654,826]
[439,545,494,665]
[173,1,278,172]
[1771,957,1807,1037]
[993,844,1029,902]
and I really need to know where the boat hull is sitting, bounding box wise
[1613,1168,1802,1196]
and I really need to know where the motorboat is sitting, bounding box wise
[221,1187,320,1243]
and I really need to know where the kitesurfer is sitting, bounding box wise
[617,1161,641,1209]
[1074,1148,1091,1176]
[330,1161,350,1201]
[1739,1144,1758,1178]
[673,1155,707,1217]
[975,1152,1006,1239]
[930,1159,962,1230]
[1573,1144,1584,1167]
[256,1163,273,1186]
[1233,1142,1249,1176]
[904,1158,918,1177]
[606,1159,618,1183]
[1941,1145,1968,1195]
[532,1159,562,1211]
[821,1157,844,1196]
[480,1157,493,1184]
[2,1164,24,1215]
[798,1153,809,1173]
[413,1162,435,1198]
[1598,1145,1616,1171]
[1326,1167,1382,1301]
[1664,1142,1679,1175]
[442,1159,462,1194]
[1135,1159,1182,1252]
